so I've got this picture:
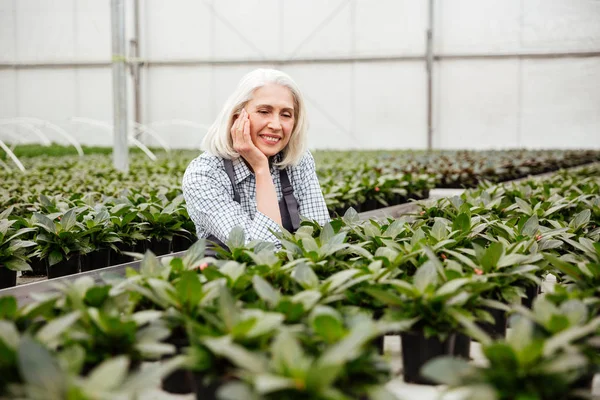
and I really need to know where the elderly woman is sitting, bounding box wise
[182,69,330,253]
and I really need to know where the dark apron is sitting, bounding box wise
[204,158,301,256]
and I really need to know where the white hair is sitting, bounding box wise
[201,68,308,168]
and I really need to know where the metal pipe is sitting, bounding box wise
[111,0,129,173]
[426,0,434,151]
[1,50,599,70]
[130,0,142,134]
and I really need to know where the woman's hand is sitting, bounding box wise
[231,109,268,172]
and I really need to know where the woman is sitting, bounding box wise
[182,68,330,253]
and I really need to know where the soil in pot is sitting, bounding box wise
[401,330,457,385]
[0,266,17,289]
[476,306,507,340]
[47,255,80,279]
[80,248,110,272]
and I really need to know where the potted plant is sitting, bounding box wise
[0,207,36,289]
[365,257,483,384]
[79,207,121,272]
[32,209,90,278]
[422,308,600,400]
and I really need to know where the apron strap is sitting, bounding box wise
[223,159,240,203]
[279,168,301,232]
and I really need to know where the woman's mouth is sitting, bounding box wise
[259,135,281,144]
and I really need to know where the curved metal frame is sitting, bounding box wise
[15,117,85,157]
[0,137,26,172]
[69,117,158,161]
[148,119,211,148]
[0,120,52,146]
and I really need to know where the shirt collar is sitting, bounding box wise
[231,152,283,185]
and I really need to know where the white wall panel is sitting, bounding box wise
[0,1,16,62]
[283,64,354,149]
[68,68,113,146]
[74,0,111,61]
[520,58,600,149]
[211,64,276,117]
[282,0,353,59]
[354,62,427,149]
[145,66,213,148]
[435,60,520,149]
[0,70,17,118]
[15,69,76,144]
[354,0,427,56]
[143,0,212,59]
[213,0,280,60]
[522,0,600,52]
[16,0,75,62]
[435,0,522,54]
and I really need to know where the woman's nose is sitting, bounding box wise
[267,115,282,130]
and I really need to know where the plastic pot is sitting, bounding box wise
[401,330,457,385]
[47,255,80,279]
[109,242,134,266]
[452,332,471,360]
[0,265,17,289]
[80,248,110,272]
[149,238,171,256]
[522,284,541,309]
[476,306,507,339]
[22,256,47,277]
[172,235,193,253]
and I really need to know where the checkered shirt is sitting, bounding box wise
[182,150,331,245]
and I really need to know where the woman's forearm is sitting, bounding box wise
[254,166,283,226]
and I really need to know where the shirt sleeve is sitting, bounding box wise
[182,157,282,245]
[292,151,331,225]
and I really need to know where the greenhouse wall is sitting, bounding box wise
[0,0,599,150]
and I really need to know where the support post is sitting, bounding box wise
[111,0,129,172]
[426,0,435,151]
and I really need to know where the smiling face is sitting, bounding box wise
[243,83,296,158]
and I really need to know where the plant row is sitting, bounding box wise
[0,164,599,399]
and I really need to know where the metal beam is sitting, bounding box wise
[426,0,435,151]
[1,50,599,70]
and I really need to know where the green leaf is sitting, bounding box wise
[252,275,281,307]
[61,209,77,232]
[254,374,296,394]
[320,222,335,244]
[521,214,539,237]
[364,288,404,306]
[33,213,56,234]
[176,271,203,309]
[452,213,471,234]
[480,242,504,270]
[226,226,246,249]
[219,286,239,332]
[17,336,66,394]
[36,311,80,349]
[85,356,129,392]
[0,296,17,320]
[291,262,319,289]
[515,197,533,215]
[0,320,19,350]
[203,336,267,374]
[413,261,438,293]
[569,209,591,231]
[421,356,473,386]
